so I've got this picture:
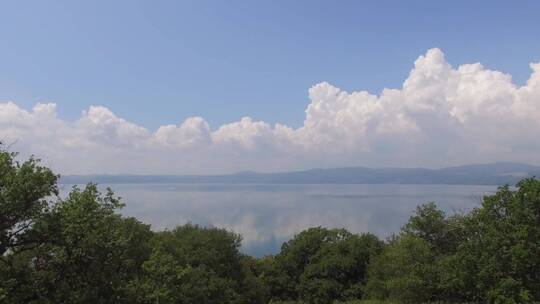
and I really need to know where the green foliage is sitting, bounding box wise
[263,227,383,304]
[403,203,446,241]
[442,179,540,303]
[365,203,461,303]
[132,224,266,304]
[5,184,153,303]
[365,235,438,303]
[0,149,58,257]
[366,181,540,304]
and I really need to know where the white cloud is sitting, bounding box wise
[212,117,275,150]
[77,106,149,148]
[1,48,540,174]
[153,116,211,149]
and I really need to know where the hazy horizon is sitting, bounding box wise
[57,161,540,177]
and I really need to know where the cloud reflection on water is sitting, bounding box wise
[59,183,496,256]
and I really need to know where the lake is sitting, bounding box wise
[59,183,497,256]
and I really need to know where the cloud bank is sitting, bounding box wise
[1,48,540,174]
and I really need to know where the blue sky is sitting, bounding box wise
[1,0,539,130]
[2,1,540,174]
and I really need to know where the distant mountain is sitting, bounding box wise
[60,162,540,186]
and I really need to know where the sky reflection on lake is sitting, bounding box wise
[59,183,497,256]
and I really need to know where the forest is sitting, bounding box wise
[1,149,539,304]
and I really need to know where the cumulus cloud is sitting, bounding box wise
[77,106,149,147]
[1,48,539,174]
[153,117,211,149]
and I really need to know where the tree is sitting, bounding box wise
[133,224,266,304]
[298,233,383,304]
[264,227,349,302]
[5,184,153,303]
[402,202,466,254]
[263,227,382,304]
[241,255,270,304]
[445,179,540,303]
[365,203,467,303]
[366,181,540,303]
[0,149,58,257]
[365,235,438,303]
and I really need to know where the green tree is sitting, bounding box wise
[402,202,466,254]
[0,149,58,257]
[365,235,438,303]
[0,148,58,303]
[365,203,467,303]
[264,227,382,304]
[298,233,383,304]
[133,224,265,304]
[367,181,540,303]
[241,255,271,304]
[444,179,540,303]
[6,184,153,303]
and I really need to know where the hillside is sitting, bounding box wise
[61,162,540,185]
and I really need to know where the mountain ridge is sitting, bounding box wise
[60,162,540,185]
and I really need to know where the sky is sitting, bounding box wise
[1,1,540,174]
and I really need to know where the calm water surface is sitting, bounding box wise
[60,183,497,256]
